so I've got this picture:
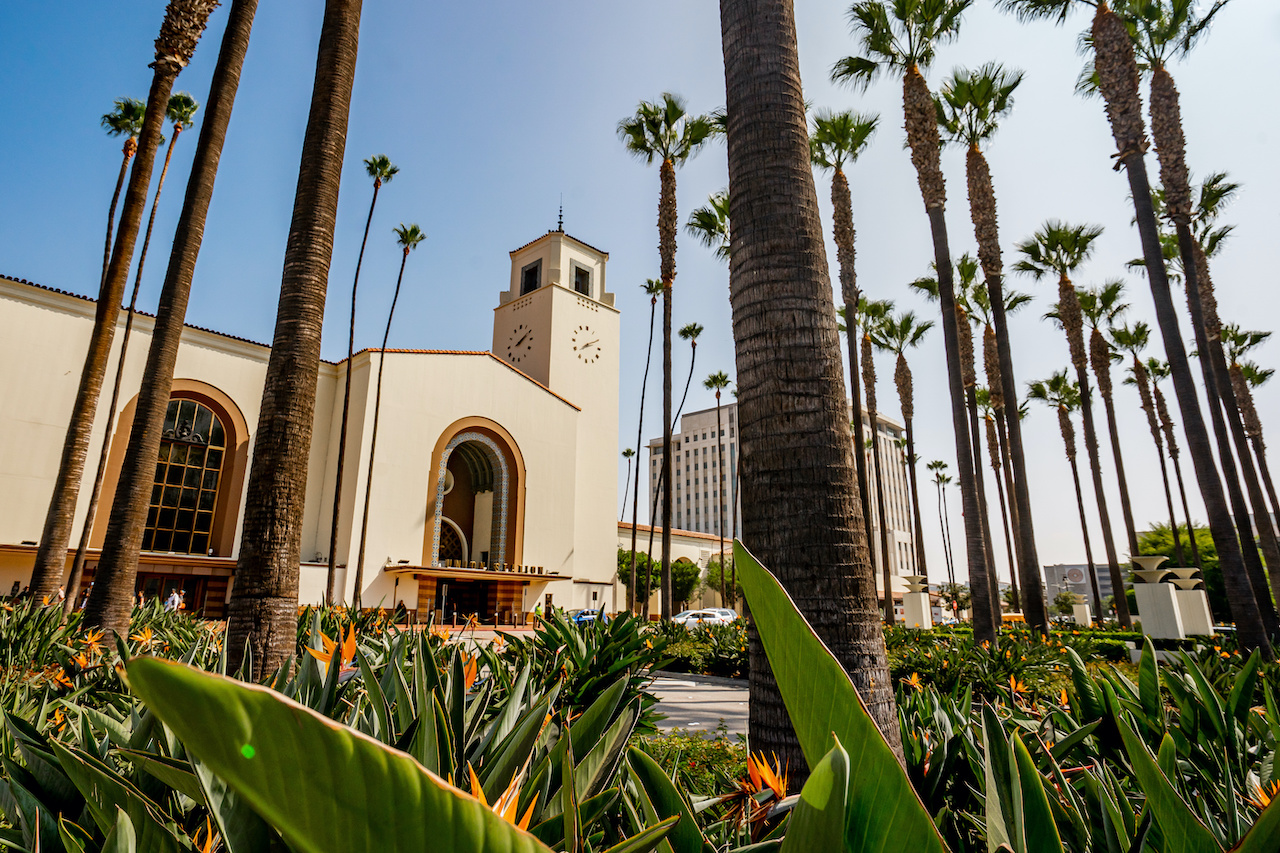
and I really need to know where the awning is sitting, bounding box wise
[384,564,570,582]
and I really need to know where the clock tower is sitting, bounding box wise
[493,228,619,586]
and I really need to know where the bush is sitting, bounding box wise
[651,622,747,679]
[640,725,745,796]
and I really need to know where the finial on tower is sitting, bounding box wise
[557,195,564,232]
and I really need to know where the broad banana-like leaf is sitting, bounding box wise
[1137,639,1162,728]
[191,757,276,853]
[626,747,708,853]
[113,749,203,801]
[102,807,136,853]
[1116,719,1222,853]
[1232,790,1280,852]
[123,656,554,853]
[779,738,850,853]
[733,541,949,853]
[1010,735,1063,853]
[599,816,680,853]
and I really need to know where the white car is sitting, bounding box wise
[673,609,732,627]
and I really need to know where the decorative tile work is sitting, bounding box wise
[431,432,509,568]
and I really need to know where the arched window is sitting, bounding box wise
[142,398,226,555]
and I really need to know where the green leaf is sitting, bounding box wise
[1011,734,1064,853]
[113,749,203,801]
[598,816,680,853]
[1232,788,1280,852]
[1116,720,1222,853]
[191,757,275,853]
[1065,648,1102,721]
[733,541,949,853]
[779,738,850,853]
[102,808,136,853]
[1226,651,1260,725]
[123,656,554,853]
[627,747,708,853]
[1137,638,1162,728]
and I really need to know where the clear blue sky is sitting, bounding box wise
[1,2,1277,581]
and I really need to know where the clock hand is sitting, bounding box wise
[515,331,529,347]
[583,339,599,348]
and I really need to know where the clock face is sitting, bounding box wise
[506,324,534,364]
[572,324,601,364]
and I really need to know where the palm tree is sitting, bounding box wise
[1028,370,1105,618]
[326,154,399,605]
[1149,357,1205,571]
[811,109,880,552]
[1112,321,1188,567]
[934,61,1049,631]
[1077,280,1140,559]
[976,388,1018,610]
[82,0,259,634]
[30,0,220,608]
[226,0,364,676]
[618,94,715,622]
[98,98,147,285]
[686,190,731,262]
[704,370,733,602]
[620,449,635,523]
[859,298,896,623]
[350,223,424,614]
[628,278,666,614]
[834,0,997,644]
[67,92,200,613]
[1001,0,1271,656]
[721,0,902,771]
[870,308,933,618]
[927,460,957,601]
[1223,325,1280,526]
[1014,221,1131,628]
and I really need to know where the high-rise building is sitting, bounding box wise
[645,401,916,577]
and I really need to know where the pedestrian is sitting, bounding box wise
[164,589,180,612]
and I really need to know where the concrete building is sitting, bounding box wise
[646,402,916,582]
[1043,564,1115,607]
[0,227,620,622]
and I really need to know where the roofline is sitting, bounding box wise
[617,521,726,544]
[509,229,609,258]
[348,348,580,411]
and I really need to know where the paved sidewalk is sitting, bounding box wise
[650,675,748,737]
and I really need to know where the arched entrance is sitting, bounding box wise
[430,431,510,568]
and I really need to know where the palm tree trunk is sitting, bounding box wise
[730,448,740,610]
[1068,456,1104,618]
[1156,384,1203,570]
[966,144,1047,632]
[1092,2,1270,654]
[1133,356,1186,566]
[101,141,136,289]
[958,313,1000,623]
[720,0,900,777]
[986,415,1018,609]
[68,120,186,614]
[716,395,727,603]
[904,64,995,643]
[995,416,1024,591]
[659,157,677,622]
[29,5,209,604]
[353,251,409,613]
[327,180,382,605]
[227,0,362,677]
[84,0,257,637]
[629,295,659,613]
[862,335,895,624]
[1092,329,1140,558]
[621,457,632,524]
[1233,366,1280,536]
[940,483,958,606]
[896,355,928,584]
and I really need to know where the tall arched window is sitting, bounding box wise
[142,398,226,555]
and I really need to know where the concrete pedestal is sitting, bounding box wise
[903,592,933,629]
[1134,582,1185,640]
[1175,589,1215,636]
[1072,604,1092,626]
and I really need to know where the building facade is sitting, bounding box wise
[0,228,620,621]
[1042,563,1115,608]
[645,401,916,582]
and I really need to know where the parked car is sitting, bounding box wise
[712,608,739,622]
[572,608,607,626]
[673,609,732,627]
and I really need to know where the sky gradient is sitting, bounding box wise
[1,2,1277,583]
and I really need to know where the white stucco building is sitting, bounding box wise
[0,228,620,622]
[646,401,916,582]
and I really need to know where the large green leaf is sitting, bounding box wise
[1010,734,1063,853]
[733,541,949,853]
[779,738,850,853]
[1232,790,1280,852]
[626,747,708,853]
[1116,719,1222,853]
[123,656,554,853]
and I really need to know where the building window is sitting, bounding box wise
[520,259,542,295]
[573,264,591,297]
[143,398,226,555]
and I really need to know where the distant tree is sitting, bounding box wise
[703,558,742,604]
[671,557,702,609]
[617,548,660,596]
[1139,522,1226,622]
[1052,590,1077,618]
[1001,585,1019,613]
[938,582,970,616]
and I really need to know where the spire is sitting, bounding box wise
[557,194,564,232]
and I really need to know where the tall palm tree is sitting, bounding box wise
[686,190,731,262]
[1223,326,1280,525]
[30,0,219,608]
[98,98,147,286]
[1014,221,1131,628]
[811,109,880,552]
[976,388,1018,609]
[859,298,896,623]
[1149,357,1204,571]
[1112,321,1187,567]
[618,94,715,621]
[870,308,933,619]
[1077,279,1140,558]
[934,61,1049,631]
[909,257,1000,628]
[704,370,732,601]
[1001,0,1271,656]
[628,278,666,614]
[720,0,902,772]
[67,91,200,613]
[83,0,259,635]
[326,154,398,605]
[928,460,957,600]
[834,0,998,644]
[1028,370,1105,618]
[351,223,424,612]
[620,449,635,523]
[226,0,364,676]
